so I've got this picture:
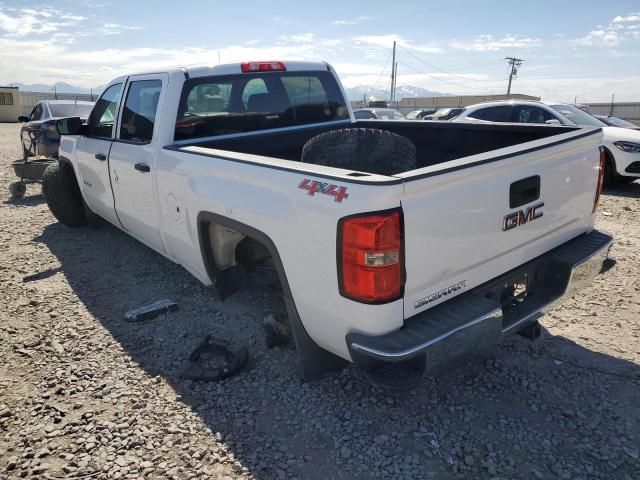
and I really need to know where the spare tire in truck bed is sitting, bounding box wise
[301,128,416,176]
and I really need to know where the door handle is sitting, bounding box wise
[134,163,151,173]
[95,153,107,161]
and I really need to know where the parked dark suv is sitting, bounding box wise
[19,100,94,159]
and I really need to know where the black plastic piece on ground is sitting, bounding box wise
[600,257,617,273]
[182,335,248,382]
[517,320,541,340]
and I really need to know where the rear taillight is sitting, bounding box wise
[593,146,605,213]
[241,61,286,73]
[338,210,404,303]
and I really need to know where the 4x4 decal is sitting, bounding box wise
[298,179,349,203]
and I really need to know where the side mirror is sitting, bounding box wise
[56,117,83,135]
[545,119,561,125]
[18,115,29,122]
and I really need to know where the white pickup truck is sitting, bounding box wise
[43,60,613,386]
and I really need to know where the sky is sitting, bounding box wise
[0,0,639,102]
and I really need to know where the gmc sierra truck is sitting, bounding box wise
[43,60,613,387]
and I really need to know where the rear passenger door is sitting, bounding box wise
[513,105,560,124]
[109,74,166,252]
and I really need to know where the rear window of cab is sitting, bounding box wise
[174,70,349,141]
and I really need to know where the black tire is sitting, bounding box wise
[301,128,416,175]
[603,155,614,186]
[617,176,636,184]
[42,160,87,227]
[9,181,26,198]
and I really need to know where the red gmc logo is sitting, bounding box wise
[503,202,544,231]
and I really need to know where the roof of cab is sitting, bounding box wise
[126,61,331,79]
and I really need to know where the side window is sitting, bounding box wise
[241,79,268,107]
[119,80,162,143]
[354,111,375,119]
[515,106,555,124]
[30,104,43,121]
[88,83,123,138]
[186,82,232,115]
[469,106,513,122]
[281,76,328,105]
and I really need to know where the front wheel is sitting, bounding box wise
[42,160,87,227]
[9,181,26,198]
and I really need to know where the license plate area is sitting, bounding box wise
[501,275,529,307]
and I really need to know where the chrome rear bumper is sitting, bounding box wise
[347,230,613,366]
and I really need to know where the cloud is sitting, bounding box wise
[279,33,315,43]
[574,28,620,47]
[612,13,640,23]
[101,23,143,36]
[332,16,371,26]
[0,7,85,37]
[574,12,640,47]
[353,35,443,53]
[450,34,541,51]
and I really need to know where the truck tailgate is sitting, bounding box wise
[398,128,602,319]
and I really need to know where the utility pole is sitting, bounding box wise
[390,41,396,104]
[610,93,615,116]
[505,57,524,96]
[393,62,398,108]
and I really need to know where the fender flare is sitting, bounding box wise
[197,211,347,380]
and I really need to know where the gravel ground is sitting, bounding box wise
[0,122,639,480]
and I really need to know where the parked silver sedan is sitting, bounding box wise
[353,108,407,120]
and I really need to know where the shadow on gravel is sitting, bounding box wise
[603,180,640,198]
[34,221,640,480]
[3,192,45,206]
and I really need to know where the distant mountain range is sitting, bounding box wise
[7,82,103,95]
[5,81,444,101]
[344,84,445,101]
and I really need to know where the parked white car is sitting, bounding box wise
[42,61,613,386]
[453,100,640,183]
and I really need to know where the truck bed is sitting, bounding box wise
[180,120,579,173]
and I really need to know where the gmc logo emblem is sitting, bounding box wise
[503,202,544,231]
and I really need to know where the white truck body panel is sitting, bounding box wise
[54,61,610,372]
[399,131,600,317]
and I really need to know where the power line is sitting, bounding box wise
[505,57,524,95]
[397,59,501,92]
[397,44,501,84]
[371,51,392,91]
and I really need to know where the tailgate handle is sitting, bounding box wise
[510,175,540,208]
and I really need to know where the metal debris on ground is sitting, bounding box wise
[263,312,292,348]
[124,299,178,322]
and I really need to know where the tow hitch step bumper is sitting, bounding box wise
[347,230,613,367]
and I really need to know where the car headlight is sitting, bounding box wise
[613,141,640,153]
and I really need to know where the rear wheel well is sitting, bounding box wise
[198,217,275,281]
[196,212,349,380]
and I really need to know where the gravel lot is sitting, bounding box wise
[0,122,639,480]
